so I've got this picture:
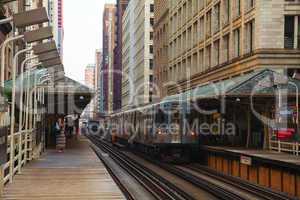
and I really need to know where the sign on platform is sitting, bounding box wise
[240,155,252,166]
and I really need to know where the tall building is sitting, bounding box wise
[94,50,102,113]
[101,4,117,114]
[85,64,95,89]
[155,0,300,97]
[47,0,64,58]
[85,64,96,118]
[154,0,169,100]
[122,0,154,109]
[113,0,129,112]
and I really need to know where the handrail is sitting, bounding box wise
[270,139,300,156]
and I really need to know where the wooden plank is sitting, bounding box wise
[282,172,296,196]
[210,155,216,170]
[3,138,125,200]
[296,175,300,198]
[222,159,229,175]
[232,160,240,177]
[249,166,258,184]
[258,166,270,187]
[240,164,248,180]
[270,169,282,192]
[216,157,223,172]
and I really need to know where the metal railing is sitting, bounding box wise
[270,139,300,156]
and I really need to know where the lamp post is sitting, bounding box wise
[9,47,33,182]
[17,56,38,171]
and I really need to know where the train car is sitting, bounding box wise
[110,101,199,163]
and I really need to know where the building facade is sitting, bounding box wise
[101,4,117,114]
[47,0,64,58]
[155,0,300,97]
[122,0,154,109]
[94,50,102,113]
[113,0,129,112]
[85,64,96,118]
[154,0,169,100]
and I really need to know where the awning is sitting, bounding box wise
[4,69,94,115]
[162,69,300,103]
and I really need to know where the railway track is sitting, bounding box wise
[88,134,296,200]
[183,165,296,200]
[88,134,195,200]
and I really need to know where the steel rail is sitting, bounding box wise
[87,134,194,200]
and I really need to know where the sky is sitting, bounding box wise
[63,0,116,84]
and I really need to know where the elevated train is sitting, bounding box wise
[109,100,200,162]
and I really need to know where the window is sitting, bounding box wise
[213,40,220,66]
[245,21,254,54]
[223,0,230,25]
[245,0,255,11]
[188,0,192,19]
[206,10,212,37]
[193,0,198,15]
[150,18,154,26]
[233,0,241,19]
[150,59,153,69]
[149,75,153,82]
[213,3,220,33]
[193,53,198,74]
[199,50,204,72]
[150,32,153,40]
[284,16,295,49]
[199,17,205,41]
[193,21,198,45]
[205,45,212,69]
[183,3,187,23]
[187,26,192,49]
[150,4,154,12]
[233,28,241,57]
[150,45,153,54]
[223,34,230,62]
[298,16,300,49]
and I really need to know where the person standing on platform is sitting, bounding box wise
[56,118,66,153]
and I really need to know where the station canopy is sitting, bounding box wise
[162,69,300,103]
[3,68,94,115]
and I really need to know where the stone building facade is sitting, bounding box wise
[113,0,128,112]
[155,0,300,96]
[101,4,117,114]
[122,0,155,109]
[154,0,169,100]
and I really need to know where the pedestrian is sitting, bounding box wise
[56,118,66,152]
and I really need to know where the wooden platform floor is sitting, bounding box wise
[3,137,125,200]
[203,146,300,166]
